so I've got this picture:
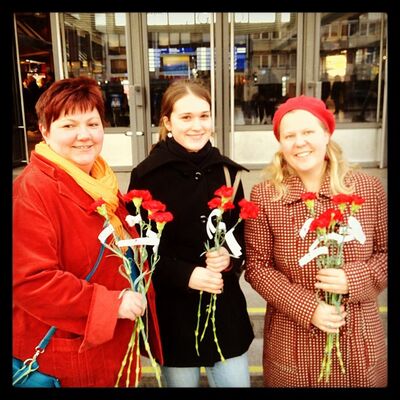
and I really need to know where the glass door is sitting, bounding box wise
[318,12,387,123]
[232,13,298,127]
[60,12,145,169]
[12,22,28,166]
[14,12,55,162]
[143,12,214,149]
[229,13,300,167]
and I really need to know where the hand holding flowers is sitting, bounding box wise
[194,185,258,361]
[299,192,365,383]
[88,191,173,387]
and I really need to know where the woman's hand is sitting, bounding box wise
[118,289,147,321]
[189,266,224,294]
[315,268,349,295]
[205,247,231,273]
[311,301,347,333]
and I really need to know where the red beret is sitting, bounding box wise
[272,95,336,141]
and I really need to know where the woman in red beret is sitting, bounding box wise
[244,95,387,387]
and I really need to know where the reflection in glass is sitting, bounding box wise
[62,13,130,127]
[16,12,55,156]
[319,12,386,123]
[147,13,212,128]
[233,13,297,126]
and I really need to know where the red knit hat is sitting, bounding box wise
[272,95,335,141]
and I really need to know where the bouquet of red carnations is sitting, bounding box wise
[195,185,258,361]
[299,192,365,382]
[89,190,173,387]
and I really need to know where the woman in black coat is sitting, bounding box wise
[128,79,254,387]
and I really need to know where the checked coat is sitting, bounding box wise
[244,171,387,387]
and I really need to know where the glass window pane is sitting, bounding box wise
[62,12,130,128]
[146,12,212,127]
[16,12,55,155]
[234,12,297,126]
[320,12,386,123]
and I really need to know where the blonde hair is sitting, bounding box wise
[264,139,356,200]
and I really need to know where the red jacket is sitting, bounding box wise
[13,152,163,387]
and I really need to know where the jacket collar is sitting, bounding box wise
[135,140,248,178]
[282,174,332,205]
[30,152,98,211]
[30,152,139,239]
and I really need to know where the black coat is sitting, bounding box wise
[128,139,254,366]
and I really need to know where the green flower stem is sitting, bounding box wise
[319,332,334,382]
[115,329,135,387]
[131,323,140,387]
[210,293,225,362]
[137,317,162,387]
[335,331,346,374]
[104,239,160,387]
[115,316,162,388]
[318,276,345,383]
[200,295,212,341]
[194,210,228,362]
[100,209,165,387]
[195,291,203,356]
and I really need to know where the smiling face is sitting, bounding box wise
[279,109,330,179]
[163,93,212,152]
[40,108,104,174]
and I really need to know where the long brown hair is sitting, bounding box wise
[158,79,211,141]
[35,76,106,131]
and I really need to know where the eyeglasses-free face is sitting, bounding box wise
[40,108,104,174]
[279,109,330,178]
[163,93,212,153]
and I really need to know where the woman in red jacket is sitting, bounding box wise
[13,77,162,387]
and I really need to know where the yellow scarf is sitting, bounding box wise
[35,141,125,240]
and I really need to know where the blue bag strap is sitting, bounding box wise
[125,246,139,291]
[84,243,105,281]
[35,243,105,351]
[13,243,106,386]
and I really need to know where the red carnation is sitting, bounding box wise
[208,197,222,209]
[142,200,166,215]
[238,198,259,220]
[214,185,234,200]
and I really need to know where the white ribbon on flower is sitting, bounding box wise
[146,228,160,253]
[299,246,329,267]
[206,208,222,239]
[205,208,242,258]
[299,217,314,239]
[308,231,352,253]
[309,237,321,252]
[116,237,160,248]
[125,214,142,227]
[299,214,366,267]
[348,216,366,244]
[224,228,242,258]
[98,224,114,244]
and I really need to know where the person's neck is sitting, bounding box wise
[298,163,327,193]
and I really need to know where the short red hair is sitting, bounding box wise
[35,76,105,131]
